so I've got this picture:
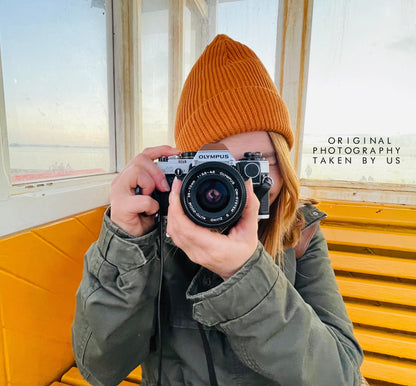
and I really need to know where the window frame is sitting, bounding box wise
[276,0,416,206]
[0,0,125,237]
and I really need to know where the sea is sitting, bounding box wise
[8,138,416,185]
[9,144,112,182]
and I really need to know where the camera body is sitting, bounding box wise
[139,144,273,229]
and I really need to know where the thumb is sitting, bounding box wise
[169,177,182,205]
[237,179,260,229]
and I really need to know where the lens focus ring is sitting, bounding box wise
[179,162,247,228]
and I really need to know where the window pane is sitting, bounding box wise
[141,0,169,148]
[184,1,207,81]
[302,0,416,185]
[0,0,113,183]
[217,0,279,82]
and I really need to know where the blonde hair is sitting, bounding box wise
[257,132,304,265]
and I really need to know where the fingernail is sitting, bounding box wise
[172,177,180,193]
[161,179,170,191]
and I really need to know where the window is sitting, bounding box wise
[0,0,115,236]
[217,0,279,82]
[184,0,208,78]
[0,0,114,184]
[140,0,209,149]
[141,0,170,148]
[2,0,413,237]
[139,0,279,150]
[301,0,416,186]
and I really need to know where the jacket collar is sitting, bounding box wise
[298,204,327,230]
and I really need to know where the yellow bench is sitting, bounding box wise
[0,201,415,385]
[0,207,107,385]
[318,201,416,386]
[0,206,142,386]
[51,366,141,385]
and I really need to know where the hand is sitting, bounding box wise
[166,178,260,280]
[110,145,180,236]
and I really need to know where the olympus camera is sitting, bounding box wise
[137,144,273,229]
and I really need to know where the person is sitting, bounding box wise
[72,34,363,386]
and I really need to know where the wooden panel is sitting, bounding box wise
[0,271,76,338]
[0,207,105,385]
[337,276,416,307]
[0,303,7,386]
[33,217,97,264]
[361,355,416,385]
[345,302,416,334]
[0,273,74,384]
[354,326,416,361]
[0,232,84,296]
[125,366,142,383]
[330,251,416,280]
[0,231,83,384]
[61,367,140,385]
[320,200,416,386]
[76,207,107,240]
[318,200,416,228]
[322,225,416,253]
[61,367,99,385]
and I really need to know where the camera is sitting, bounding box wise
[136,144,273,229]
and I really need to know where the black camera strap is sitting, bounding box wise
[153,208,218,386]
[156,220,164,386]
[198,322,219,386]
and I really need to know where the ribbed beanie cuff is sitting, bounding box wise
[174,34,294,152]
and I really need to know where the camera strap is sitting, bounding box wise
[198,322,219,386]
[154,213,217,386]
[156,220,164,386]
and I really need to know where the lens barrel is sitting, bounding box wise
[180,162,247,228]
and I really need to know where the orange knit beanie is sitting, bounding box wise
[174,34,293,152]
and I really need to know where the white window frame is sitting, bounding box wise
[276,0,416,206]
[0,0,135,237]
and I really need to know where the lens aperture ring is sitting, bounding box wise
[180,162,247,228]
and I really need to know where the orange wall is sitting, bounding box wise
[0,207,106,386]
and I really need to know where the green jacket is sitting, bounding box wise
[72,204,363,385]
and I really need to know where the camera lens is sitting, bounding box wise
[196,178,228,212]
[180,162,247,228]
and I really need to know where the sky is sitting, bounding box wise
[304,0,416,140]
[0,0,109,146]
[216,0,279,79]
